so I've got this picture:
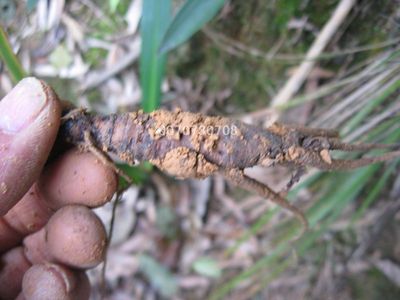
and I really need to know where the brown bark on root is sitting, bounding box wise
[59,108,400,235]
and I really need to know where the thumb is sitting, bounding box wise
[0,77,61,215]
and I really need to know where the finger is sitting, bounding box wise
[21,228,50,265]
[0,149,117,253]
[0,247,31,299]
[38,148,118,209]
[0,184,52,253]
[15,293,25,300]
[23,205,107,269]
[22,264,90,300]
[0,77,61,216]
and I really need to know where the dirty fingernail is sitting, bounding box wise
[0,77,47,133]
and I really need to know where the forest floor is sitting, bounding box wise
[1,0,400,299]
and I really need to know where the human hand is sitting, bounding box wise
[0,78,118,299]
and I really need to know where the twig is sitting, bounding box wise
[312,67,399,128]
[271,0,356,107]
[241,64,388,121]
[344,101,400,142]
[99,190,123,299]
[80,38,141,91]
[203,27,400,62]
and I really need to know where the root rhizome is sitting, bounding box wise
[60,108,400,236]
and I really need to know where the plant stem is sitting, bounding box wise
[0,27,26,83]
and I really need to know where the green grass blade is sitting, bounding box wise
[109,0,121,13]
[0,27,26,83]
[212,167,376,299]
[351,160,399,222]
[140,0,171,112]
[159,0,225,54]
[341,78,400,135]
[351,125,400,221]
[307,170,375,226]
[214,126,400,298]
